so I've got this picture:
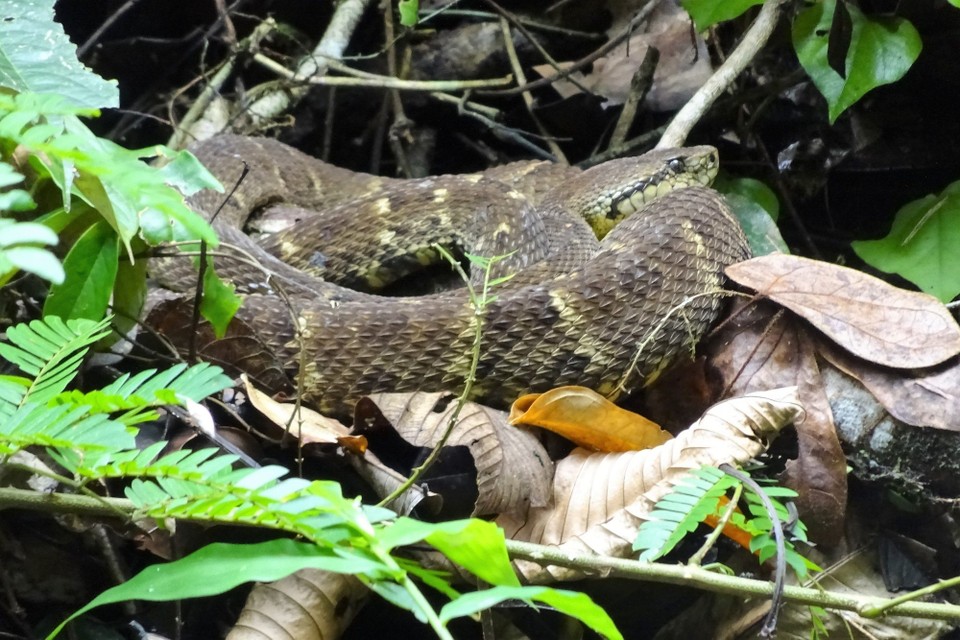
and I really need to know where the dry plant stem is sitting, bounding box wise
[188,164,248,362]
[168,19,277,148]
[577,124,666,168]
[504,539,960,622]
[499,18,566,162]
[425,9,604,41]
[484,0,592,96]
[253,53,512,91]
[658,0,787,148]
[608,47,659,150]
[382,1,414,178]
[246,0,374,125]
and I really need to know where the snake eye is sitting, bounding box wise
[667,157,686,173]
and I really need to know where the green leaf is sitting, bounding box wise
[425,520,520,588]
[201,263,242,338]
[439,586,623,640]
[852,181,960,302]
[715,177,787,256]
[634,467,735,561]
[792,0,922,122]
[0,0,119,108]
[0,316,111,410]
[397,0,419,26]
[45,221,119,320]
[47,540,377,640]
[681,0,763,31]
[0,218,64,285]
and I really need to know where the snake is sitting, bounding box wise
[159,135,751,416]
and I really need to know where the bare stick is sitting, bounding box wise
[657,0,787,149]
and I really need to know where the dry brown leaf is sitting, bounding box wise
[241,375,358,448]
[227,570,368,640]
[822,344,960,432]
[707,301,847,544]
[533,2,711,110]
[497,387,801,583]
[726,254,960,369]
[509,386,671,452]
[357,392,553,517]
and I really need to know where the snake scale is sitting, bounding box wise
[163,135,751,416]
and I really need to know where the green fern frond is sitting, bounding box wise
[634,466,736,561]
[0,401,133,459]
[55,362,232,425]
[0,316,111,413]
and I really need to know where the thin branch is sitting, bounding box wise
[253,53,512,91]
[658,0,787,148]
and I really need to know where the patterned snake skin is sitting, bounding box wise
[158,135,751,416]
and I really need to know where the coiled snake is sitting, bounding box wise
[162,135,750,416]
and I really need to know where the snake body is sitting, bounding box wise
[168,136,750,416]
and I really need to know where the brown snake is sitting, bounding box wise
[159,135,751,416]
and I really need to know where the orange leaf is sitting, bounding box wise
[509,386,672,452]
[703,496,754,551]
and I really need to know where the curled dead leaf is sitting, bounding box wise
[357,392,553,517]
[726,254,960,368]
[498,387,801,583]
[510,386,671,452]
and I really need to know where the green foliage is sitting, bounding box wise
[0,316,616,639]
[0,161,65,284]
[681,0,763,31]
[634,466,737,561]
[0,0,119,109]
[852,181,960,302]
[715,176,787,256]
[634,466,817,580]
[792,0,922,123]
[0,90,225,324]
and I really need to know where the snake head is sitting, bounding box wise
[570,145,720,239]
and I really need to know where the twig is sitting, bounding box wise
[608,46,659,150]
[168,20,278,149]
[498,17,566,162]
[658,0,787,148]
[246,0,375,125]
[77,0,145,58]
[253,53,512,91]
[504,539,960,622]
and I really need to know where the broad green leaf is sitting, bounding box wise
[200,263,242,338]
[681,0,763,30]
[852,181,960,302]
[152,145,222,196]
[793,0,921,122]
[439,586,622,640]
[0,0,118,108]
[47,540,380,640]
[715,176,786,256]
[426,520,519,587]
[0,219,64,284]
[45,221,118,320]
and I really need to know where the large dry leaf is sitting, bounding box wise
[822,344,960,432]
[497,387,801,583]
[726,254,960,368]
[707,301,848,544]
[509,386,671,452]
[356,392,553,517]
[228,570,368,640]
